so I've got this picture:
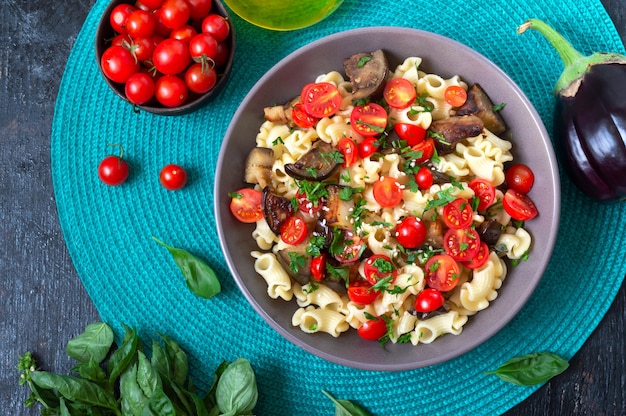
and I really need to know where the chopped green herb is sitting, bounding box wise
[357,56,372,67]
[493,102,507,112]
[288,252,307,274]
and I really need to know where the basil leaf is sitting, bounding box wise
[30,371,119,411]
[485,352,569,385]
[159,333,189,387]
[137,350,162,399]
[120,363,148,416]
[73,358,107,383]
[216,358,258,415]
[322,390,371,416]
[143,387,177,416]
[65,322,114,364]
[153,236,221,299]
[203,360,229,412]
[150,339,171,380]
[107,324,139,383]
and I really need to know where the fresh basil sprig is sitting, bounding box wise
[152,236,221,299]
[485,352,569,385]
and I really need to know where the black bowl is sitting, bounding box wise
[95,0,234,116]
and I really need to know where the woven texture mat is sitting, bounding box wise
[52,0,625,414]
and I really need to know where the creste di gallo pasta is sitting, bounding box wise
[229,49,539,345]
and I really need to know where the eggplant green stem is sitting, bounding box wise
[517,18,626,95]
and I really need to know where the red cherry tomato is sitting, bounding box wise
[159,0,190,29]
[213,42,230,68]
[310,254,326,281]
[469,178,496,211]
[170,25,197,43]
[333,229,365,263]
[414,288,445,313]
[443,227,481,262]
[126,9,156,39]
[295,189,323,214]
[301,82,342,118]
[347,280,380,305]
[411,138,435,163]
[229,188,263,223]
[125,72,155,105]
[184,62,216,94]
[337,138,358,167]
[505,163,535,194]
[442,198,474,230]
[358,137,379,159]
[187,0,213,19]
[444,85,467,107]
[280,216,307,245]
[189,33,218,62]
[394,123,427,146]
[424,254,461,292]
[350,103,387,137]
[395,216,427,248]
[363,254,397,286]
[125,36,155,62]
[415,166,433,190]
[503,189,538,221]
[291,103,318,129]
[98,152,129,186]
[357,316,388,341]
[159,163,187,190]
[383,77,416,109]
[153,38,191,75]
[462,242,490,269]
[101,45,140,84]
[201,14,230,43]
[139,0,165,8]
[155,75,188,107]
[372,176,403,208]
[110,4,136,34]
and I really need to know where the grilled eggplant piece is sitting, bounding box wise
[343,49,389,100]
[429,115,484,155]
[476,219,504,247]
[519,18,626,202]
[423,218,445,249]
[276,241,312,286]
[244,147,274,189]
[319,184,354,228]
[262,187,294,234]
[284,141,340,180]
[456,83,507,135]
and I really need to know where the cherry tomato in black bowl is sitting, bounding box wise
[95,0,235,116]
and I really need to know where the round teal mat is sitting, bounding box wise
[52,0,626,414]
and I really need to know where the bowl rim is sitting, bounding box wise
[214,26,561,371]
[93,0,235,116]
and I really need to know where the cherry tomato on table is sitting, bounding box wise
[503,189,538,221]
[348,279,380,305]
[505,163,535,194]
[424,254,461,292]
[229,188,263,223]
[363,254,397,286]
[395,216,427,248]
[469,178,496,211]
[442,197,474,230]
[372,176,403,208]
[414,288,445,313]
[350,103,387,137]
[301,82,342,118]
[280,216,307,245]
[98,144,129,186]
[383,77,416,109]
[357,316,388,341]
[159,163,187,190]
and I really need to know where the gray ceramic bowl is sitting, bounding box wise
[215,27,560,371]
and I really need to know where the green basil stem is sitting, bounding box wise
[152,236,221,299]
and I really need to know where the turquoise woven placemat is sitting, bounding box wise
[52,0,626,414]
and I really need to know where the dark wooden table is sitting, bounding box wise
[1,1,624,414]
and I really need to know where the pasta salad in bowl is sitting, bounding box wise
[215,27,560,370]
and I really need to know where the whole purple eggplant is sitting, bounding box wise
[518,19,626,202]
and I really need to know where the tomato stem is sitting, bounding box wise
[106,143,125,161]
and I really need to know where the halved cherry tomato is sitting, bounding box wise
[395,216,426,248]
[462,242,490,269]
[291,103,319,129]
[363,254,397,286]
[383,78,416,109]
[424,254,461,292]
[350,103,387,137]
[503,189,538,221]
[310,254,326,281]
[505,163,535,194]
[415,166,433,190]
[469,178,496,211]
[394,123,427,146]
[443,228,481,261]
[411,138,435,163]
[338,138,358,167]
[348,279,380,305]
[295,189,323,214]
[358,137,379,159]
[301,82,342,118]
[229,188,263,223]
[414,288,445,313]
[372,176,403,208]
[333,229,365,263]
[357,316,388,341]
[280,216,307,245]
[442,198,474,230]
[444,85,467,107]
